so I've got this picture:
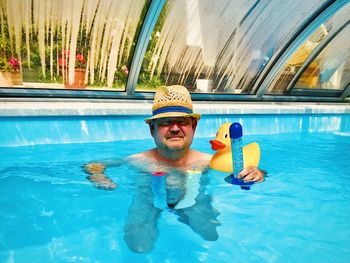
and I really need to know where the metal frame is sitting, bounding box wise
[290,88,343,97]
[284,21,350,94]
[341,82,350,98]
[126,0,166,96]
[254,0,349,100]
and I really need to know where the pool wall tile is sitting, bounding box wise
[1,114,350,147]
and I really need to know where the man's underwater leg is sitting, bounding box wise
[124,189,162,253]
[175,175,221,241]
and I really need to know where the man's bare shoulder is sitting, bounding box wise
[128,149,212,172]
[130,149,211,162]
[189,149,212,163]
[129,149,154,161]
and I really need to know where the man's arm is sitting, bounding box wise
[82,162,118,190]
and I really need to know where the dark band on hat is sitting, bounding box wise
[153,106,192,116]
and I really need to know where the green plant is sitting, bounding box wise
[0,57,11,71]
[0,15,20,72]
[0,31,21,72]
[20,36,41,69]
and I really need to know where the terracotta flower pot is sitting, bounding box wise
[11,71,23,85]
[64,69,86,89]
[0,71,14,87]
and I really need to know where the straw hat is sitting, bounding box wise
[145,85,201,123]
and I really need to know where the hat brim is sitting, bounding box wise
[145,112,201,124]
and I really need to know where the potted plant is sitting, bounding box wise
[0,56,22,87]
[0,36,22,87]
[9,57,22,85]
[59,49,87,89]
[0,56,13,87]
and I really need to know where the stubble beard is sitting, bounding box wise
[158,137,189,153]
[165,140,187,152]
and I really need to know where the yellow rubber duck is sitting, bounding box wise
[209,123,260,173]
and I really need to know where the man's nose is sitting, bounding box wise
[169,122,181,131]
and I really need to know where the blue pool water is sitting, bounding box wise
[0,114,350,262]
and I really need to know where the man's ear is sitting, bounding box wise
[149,123,155,137]
[192,119,198,131]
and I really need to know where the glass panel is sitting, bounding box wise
[268,2,350,94]
[0,0,149,91]
[136,0,327,93]
[293,24,350,91]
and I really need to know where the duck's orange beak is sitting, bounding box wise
[210,140,226,150]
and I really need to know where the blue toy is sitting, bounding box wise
[228,122,253,190]
[151,171,168,209]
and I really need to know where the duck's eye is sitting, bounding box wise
[216,132,218,137]
[224,133,228,138]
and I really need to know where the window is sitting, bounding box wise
[136,0,327,94]
[267,2,350,94]
[0,0,149,91]
[294,24,350,91]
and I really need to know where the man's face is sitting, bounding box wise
[150,117,197,152]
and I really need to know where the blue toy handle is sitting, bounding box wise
[230,122,244,179]
[229,122,251,190]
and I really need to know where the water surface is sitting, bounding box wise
[0,132,349,262]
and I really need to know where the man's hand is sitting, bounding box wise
[83,162,117,190]
[237,166,264,182]
[87,174,117,190]
[84,163,106,175]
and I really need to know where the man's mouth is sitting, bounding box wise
[167,136,183,140]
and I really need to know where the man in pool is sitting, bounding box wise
[84,85,264,252]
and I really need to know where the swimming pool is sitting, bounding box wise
[0,113,350,262]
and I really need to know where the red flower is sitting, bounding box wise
[58,58,67,67]
[122,65,129,75]
[8,57,21,71]
[76,53,85,64]
[59,50,86,69]
[63,50,70,57]
[75,53,86,69]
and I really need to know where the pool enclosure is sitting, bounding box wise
[0,0,349,102]
[1,3,350,260]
